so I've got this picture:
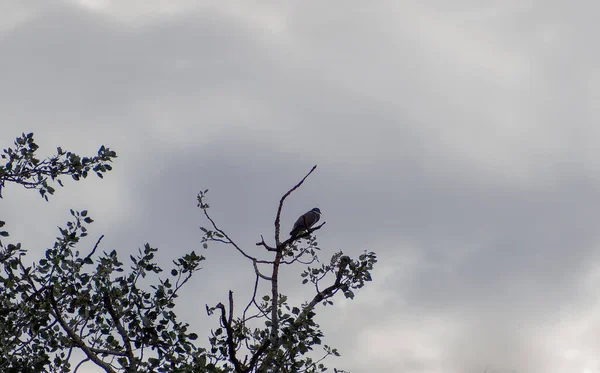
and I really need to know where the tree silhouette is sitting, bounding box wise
[0,133,376,373]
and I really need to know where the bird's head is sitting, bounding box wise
[311,208,321,214]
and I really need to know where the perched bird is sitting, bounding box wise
[290,208,322,237]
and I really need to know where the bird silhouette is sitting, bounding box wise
[290,208,321,237]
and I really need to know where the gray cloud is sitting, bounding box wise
[2,1,600,372]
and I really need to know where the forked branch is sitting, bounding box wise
[274,165,317,246]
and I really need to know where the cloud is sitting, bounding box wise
[3,2,600,373]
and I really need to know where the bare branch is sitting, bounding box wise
[216,302,244,373]
[203,209,274,264]
[255,235,277,252]
[228,291,234,325]
[243,274,260,324]
[73,358,91,373]
[269,248,283,344]
[274,165,317,246]
[83,235,104,263]
[252,260,272,281]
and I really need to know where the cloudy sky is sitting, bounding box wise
[2,1,600,372]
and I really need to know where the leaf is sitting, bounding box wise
[0,231,8,237]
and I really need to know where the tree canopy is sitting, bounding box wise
[0,133,377,373]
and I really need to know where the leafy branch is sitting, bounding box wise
[200,166,377,373]
[0,132,117,201]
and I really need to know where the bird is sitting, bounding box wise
[290,208,321,237]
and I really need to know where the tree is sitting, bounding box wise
[0,133,377,373]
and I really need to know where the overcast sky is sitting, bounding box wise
[2,1,600,373]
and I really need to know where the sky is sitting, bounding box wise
[1,1,600,372]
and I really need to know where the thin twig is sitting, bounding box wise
[204,210,272,264]
[73,358,91,373]
[255,235,277,252]
[243,273,260,325]
[83,235,104,263]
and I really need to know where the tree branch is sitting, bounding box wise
[243,274,260,324]
[252,260,272,281]
[270,248,283,344]
[83,235,104,263]
[274,165,317,247]
[103,292,135,368]
[73,358,91,373]
[295,258,350,326]
[47,287,118,373]
[247,338,271,373]
[216,302,244,373]
[255,235,277,252]
[203,209,272,264]
[280,223,325,248]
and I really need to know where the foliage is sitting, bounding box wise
[198,166,377,373]
[0,132,116,201]
[0,133,377,373]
